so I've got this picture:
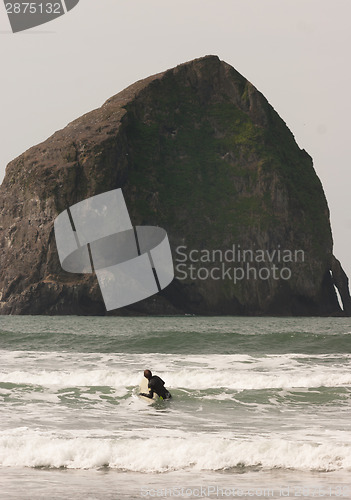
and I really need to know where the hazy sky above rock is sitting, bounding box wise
[1,0,351,277]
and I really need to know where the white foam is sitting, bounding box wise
[0,429,350,472]
[0,370,135,393]
[1,358,351,391]
[0,348,350,402]
[163,369,351,391]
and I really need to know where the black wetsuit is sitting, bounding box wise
[140,375,172,400]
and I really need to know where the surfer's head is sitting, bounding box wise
[144,369,152,380]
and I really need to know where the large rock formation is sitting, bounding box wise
[0,55,349,315]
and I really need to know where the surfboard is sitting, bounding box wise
[138,377,158,402]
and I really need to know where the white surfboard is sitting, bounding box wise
[138,377,158,402]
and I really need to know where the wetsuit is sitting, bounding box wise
[140,375,172,400]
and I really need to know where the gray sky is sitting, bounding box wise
[1,0,351,278]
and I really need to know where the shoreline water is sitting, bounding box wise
[0,316,350,498]
[1,467,350,499]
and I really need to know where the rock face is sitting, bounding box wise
[0,55,349,315]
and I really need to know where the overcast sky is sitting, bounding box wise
[1,0,351,278]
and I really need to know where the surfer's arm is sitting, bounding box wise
[139,392,153,398]
[139,382,154,399]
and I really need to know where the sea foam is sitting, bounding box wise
[1,365,350,391]
[0,429,350,472]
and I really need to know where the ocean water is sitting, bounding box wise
[0,316,350,499]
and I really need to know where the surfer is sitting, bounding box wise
[139,369,172,400]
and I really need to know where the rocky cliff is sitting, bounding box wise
[0,55,349,315]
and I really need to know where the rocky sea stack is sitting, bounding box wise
[0,55,350,316]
